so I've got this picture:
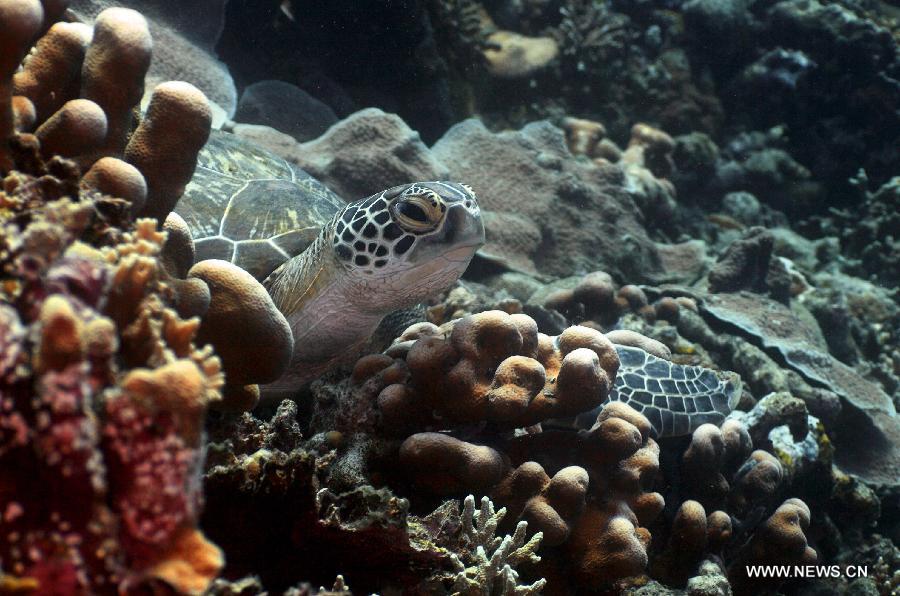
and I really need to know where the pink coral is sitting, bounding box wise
[0,4,224,592]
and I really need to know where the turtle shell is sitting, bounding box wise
[174,129,345,281]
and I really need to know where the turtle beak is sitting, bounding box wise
[445,202,485,250]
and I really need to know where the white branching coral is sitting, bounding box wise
[450,495,546,595]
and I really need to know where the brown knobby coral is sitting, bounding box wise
[647,416,817,592]
[337,311,817,593]
[0,0,44,171]
[188,259,293,412]
[377,310,619,433]
[728,499,818,595]
[341,313,665,591]
[490,463,589,547]
[542,270,686,328]
[399,432,508,495]
[391,400,665,591]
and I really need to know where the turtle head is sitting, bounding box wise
[332,181,484,308]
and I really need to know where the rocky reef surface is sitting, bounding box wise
[1,0,899,595]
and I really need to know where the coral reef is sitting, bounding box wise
[432,118,703,282]
[0,141,222,592]
[289,310,812,593]
[811,175,900,290]
[536,270,692,330]
[277,108,449,200]
[696,292,900,487]
[70,0,237,117]
[3,0,898,594]
[0,2,242,592]
[707,226,792,303]
[562,119,679,232]
[6,0,300,415]
[201,399,548,594]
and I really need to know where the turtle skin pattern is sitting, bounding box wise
[574,345,742,437]
[176,130,345,281]
[610,345,742,437]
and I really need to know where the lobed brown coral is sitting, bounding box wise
[339,314,662,590]
[376,310,620,433]
[187,259,293,412]
[326,310,818,593]
[541,269,692,329]
[727,499,818,595]
[647,416,818,593]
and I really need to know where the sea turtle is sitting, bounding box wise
[175,131,740,430]
[174,130,485,397]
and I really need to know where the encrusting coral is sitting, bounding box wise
[0,0,235,592]
[562,118,678,228]
[0,164,224,591]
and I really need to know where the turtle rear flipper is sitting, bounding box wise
[611,345,742,437]
[575,345,742,437]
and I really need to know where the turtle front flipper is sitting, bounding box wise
[606,345,742,438]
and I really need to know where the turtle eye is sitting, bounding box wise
[397,201,428,222]
[392,195,442,232]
